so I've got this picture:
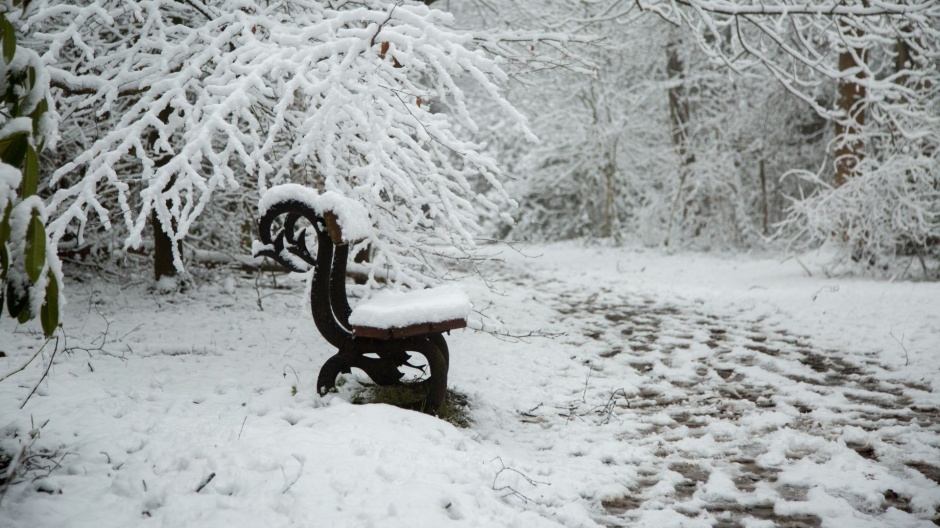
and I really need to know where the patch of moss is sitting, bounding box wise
[351,384,473,428]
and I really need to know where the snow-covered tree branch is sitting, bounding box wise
[664,0,934,17]
[623,0,940,269]
[24,0,534,287]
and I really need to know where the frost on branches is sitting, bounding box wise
[455,2,825,251]
[636,0,940,273]
[24,0,532,287]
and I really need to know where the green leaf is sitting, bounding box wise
[0,243,8,280]
[22,143,38,197]
[1,17,16,63]
[0,131,28,167]
[31,97,48,138]
[24,210,45,283]
[17,303,30,323]
[6,280,27,318]
[0,202,11,248]
[0,202,13,280]
[27,66,35,89]
[40,271,58,337]
[32,96,48,116]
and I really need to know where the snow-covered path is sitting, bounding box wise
[2,243,939,527]
[467,248,940,527]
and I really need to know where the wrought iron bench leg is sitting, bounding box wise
[411,338,448,414]
[315,337,449,415]
[428,333,450,369]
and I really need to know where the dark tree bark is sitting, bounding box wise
[148,106,180,282]
[666,42,691,166]
[833,24,867,188]
[664,38,693,246]
[151,207,178,281]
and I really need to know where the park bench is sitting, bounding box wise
[253,184,469,415]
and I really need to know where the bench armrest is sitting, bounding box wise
[259,184,372,244]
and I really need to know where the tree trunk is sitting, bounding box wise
[666,42,691,165]
[148,106,180,282]
[603,133,619,239]
[664,38,692,246]
[760,158,768,236]
[833,26,867,188]
[151,208,178,282]
[895,28,932,157]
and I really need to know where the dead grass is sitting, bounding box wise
[350,384,473,428]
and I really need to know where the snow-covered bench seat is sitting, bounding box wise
[254,184,463,415]
[349,285,470,340]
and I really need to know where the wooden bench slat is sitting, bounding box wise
[353,318,467,340]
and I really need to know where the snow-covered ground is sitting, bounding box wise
[2,242,938,527]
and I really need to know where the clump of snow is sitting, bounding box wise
[153,276,179,293]
[222,276,236,295]
[349,285,472,329]
[250,239,270,257]
[0,118,33,144]
[259,184,372,243]
[0,162,23,199]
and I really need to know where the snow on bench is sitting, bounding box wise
[256,183,466,412]
[258,184,372,243]
[349,284,471,340]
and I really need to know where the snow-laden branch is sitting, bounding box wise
[664,0,937,17]
[634,0,940,266]
[22,0,534,287]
